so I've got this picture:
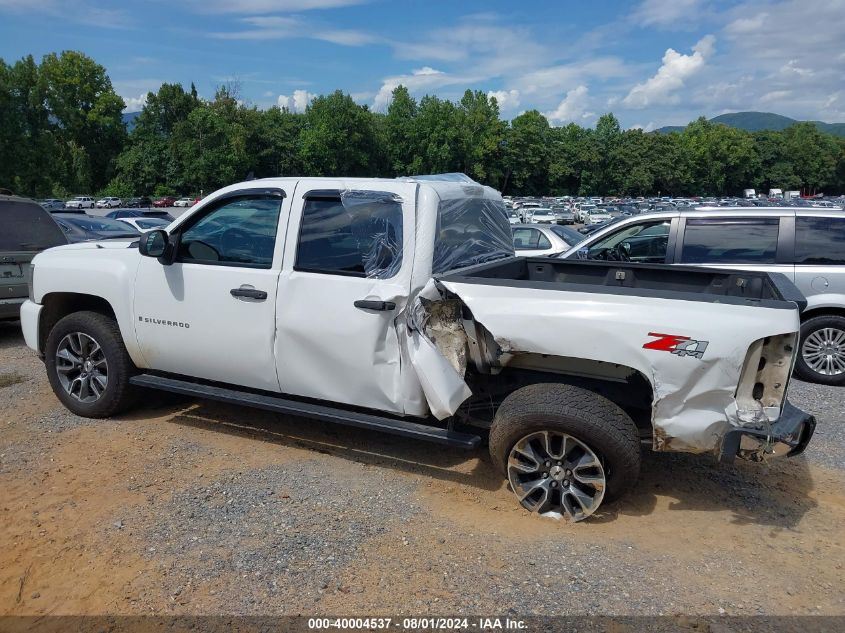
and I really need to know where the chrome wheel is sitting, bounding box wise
[55,332,108,403]
[802,327,845,376]
[507,430,606,522]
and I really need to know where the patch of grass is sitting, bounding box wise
[0,372,26,388]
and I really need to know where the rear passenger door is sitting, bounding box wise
[274,182,415,414]
[672,216,795,281]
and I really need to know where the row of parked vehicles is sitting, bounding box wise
[40,196,199,211]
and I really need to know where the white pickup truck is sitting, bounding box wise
[20,174,815,521]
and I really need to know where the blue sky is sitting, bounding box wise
[1,0,843,129]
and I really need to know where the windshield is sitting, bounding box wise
[58,215,140,235]
[136,218,169,230]
[550,225,584,245]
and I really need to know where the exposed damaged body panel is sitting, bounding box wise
[405,269,801,456]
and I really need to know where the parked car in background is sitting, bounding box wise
[1,195,68,320]
[106,209,175,222]
[39,199,65,211]
[527,207,557,224]
[52,213,141,243]
[511,223,576,256]
[506,209,520,225]
[95,197,122,209]
[116,216,171,233]
[124,196,152,208]
[553,208,575,224]
[65,196,95,209]
[174,197,194,208]
[153,196,177,208]
[582,209,612,226]
[563,206,845,385]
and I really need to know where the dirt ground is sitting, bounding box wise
[1,320,844,618]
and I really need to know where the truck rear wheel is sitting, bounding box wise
[45,311,139,418]
[489,383,641,522]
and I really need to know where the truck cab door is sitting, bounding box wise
[132,188,288,392]
[274,182,417,414]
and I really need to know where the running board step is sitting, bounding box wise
[129,373,481,449]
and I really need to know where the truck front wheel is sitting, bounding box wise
[489,383,641,522]
[45,311,139,418]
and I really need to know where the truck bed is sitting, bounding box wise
[438,257,806,310]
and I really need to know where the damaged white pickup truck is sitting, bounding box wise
[21,174,815,521]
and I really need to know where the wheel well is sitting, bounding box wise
[462,355,655,437]
[39,293,116,352]
[801,307,845,322]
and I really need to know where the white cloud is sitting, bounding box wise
[0,0,129,27]
[545,85,594,124]
[487,89,520,113]
[632,0,704,27]
[277,89,315,112]
[211,15,375,45]
[372,66,470,111]
[122,93,147,112]
[622,35,715,108]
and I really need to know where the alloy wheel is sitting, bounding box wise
[55,332,109,403]
[802,327,845,376]
[507,430,606,521]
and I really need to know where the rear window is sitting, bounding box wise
[0,200,67,251]
[681,219,779,264]
[432,197,514,273]
[795,217,845,265]
[513,227,551,250]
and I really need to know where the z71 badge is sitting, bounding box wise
[643,332,709,360]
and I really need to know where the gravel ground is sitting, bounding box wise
[1,319,843,620]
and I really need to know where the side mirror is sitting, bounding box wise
[138,230,168,259]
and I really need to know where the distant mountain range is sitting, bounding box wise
[656,111,845,137]
[122,111,140,131]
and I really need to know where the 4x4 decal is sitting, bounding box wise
[643,332,709,360]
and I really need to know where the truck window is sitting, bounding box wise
[432,197,514,273]
[295,194,402,279]
[177,194,282,268]
[513,228,551,250]
[795,217,845,265]
[681,218,779,264]
[0,200,67,251]
[586,220,670,263]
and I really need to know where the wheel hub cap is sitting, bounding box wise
[55,332,108,403]
[802,327,845,376]
[507,430,606,522]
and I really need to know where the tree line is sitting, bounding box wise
[2,51,844,199]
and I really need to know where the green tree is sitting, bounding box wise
[299,90,380,176]
[40,51,126,192]
[503,110,551,195]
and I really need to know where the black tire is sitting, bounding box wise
[795,314,845,386]
[490,383,641,517]
[45,311,139,417]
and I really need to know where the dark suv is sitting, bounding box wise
[0,196,68,321]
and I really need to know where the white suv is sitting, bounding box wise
[65,196,95,209]
[96,197,122,208]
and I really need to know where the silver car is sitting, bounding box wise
[561,207,845,385]
[512,223,583,257]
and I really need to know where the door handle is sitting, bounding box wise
[354,300,396,311]
[230,287,267,300]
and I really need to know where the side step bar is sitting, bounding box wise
[129,373,481,449]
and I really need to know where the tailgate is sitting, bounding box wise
[0,252,33,301]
